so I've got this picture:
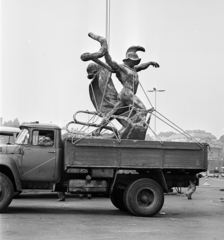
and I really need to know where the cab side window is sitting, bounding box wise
[32,130,54,147]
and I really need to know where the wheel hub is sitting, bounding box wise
[140,192,150,202]
[138,190,154,205]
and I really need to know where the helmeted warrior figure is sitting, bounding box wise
[103,45,159,119]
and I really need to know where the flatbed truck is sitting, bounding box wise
[0,123,208,216]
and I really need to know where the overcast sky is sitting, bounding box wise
[1,0,224,138]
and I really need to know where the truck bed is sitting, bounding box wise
[64,138,208,170]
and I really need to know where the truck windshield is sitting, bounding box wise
[15,129,29,145]
[0,133,14,145]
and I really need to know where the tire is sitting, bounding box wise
[110,189,127,211]
[0,173,14,213]
[124,178,164,217]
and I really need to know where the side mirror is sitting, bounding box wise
[22,135,29,145]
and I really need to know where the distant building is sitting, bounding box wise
[208,142,223,172]
[166,130,216,142]
[165,130,223,172]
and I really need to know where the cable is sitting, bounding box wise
[155,111,203,147]
[139,81,153,107]
[90,83,99,112]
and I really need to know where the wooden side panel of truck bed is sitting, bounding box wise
[64,138,208,170]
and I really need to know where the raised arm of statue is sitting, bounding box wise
[104,51,120,72]
[81,32,108,60]
[80,32,114,73]
[134,61,160,72]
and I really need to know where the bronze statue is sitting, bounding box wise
[104,45,159,117]
[78,32,160,140]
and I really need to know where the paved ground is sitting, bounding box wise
[0,178,224,240]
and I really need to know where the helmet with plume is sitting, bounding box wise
[123,46,145,65]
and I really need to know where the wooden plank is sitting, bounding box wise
[64,138,207,169]
[68,138,203,150]
[64,142,119,167]
[120,148,163,167]
[163,150,203,168]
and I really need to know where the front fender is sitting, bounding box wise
[0,154,22,191]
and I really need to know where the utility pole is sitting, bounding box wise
[147,88,165,138]
[106,0,110,50]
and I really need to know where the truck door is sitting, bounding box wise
[20,129,57,181]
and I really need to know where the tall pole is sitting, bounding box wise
[106,0,110,50]
[155,89,157,134]
[147,88,165,138]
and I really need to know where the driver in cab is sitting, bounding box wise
[38,133,54,146]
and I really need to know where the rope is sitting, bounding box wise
[72,113,102,144]
[70,113,100,143]
[140,117,164,143]
[71,59,205,146]
[132,75,135,107]
[153,111,204,148]
[99,72,110,112]
[138,81,153,107]
[90,83,99,112]
[107,121,121,142]
[137,79,203,147]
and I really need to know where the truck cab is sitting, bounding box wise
[0,123,63,212]
[15,123,63,183]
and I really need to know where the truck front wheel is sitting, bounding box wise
[124,178,164,217]
[0,173,14,213]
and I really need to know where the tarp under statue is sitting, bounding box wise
[69,32,160,140]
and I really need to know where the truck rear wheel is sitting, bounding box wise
[124,178,164,217]
[110,189,127,211]
[0,173,14,213]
